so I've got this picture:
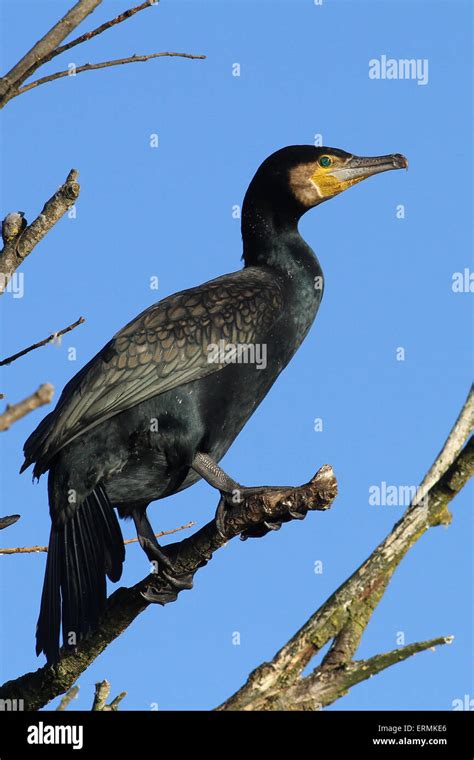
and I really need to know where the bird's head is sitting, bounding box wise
[246,145,408,217]
[289,146,408,208]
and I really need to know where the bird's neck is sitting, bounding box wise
[241,195,320,280]
[241,195,323,346]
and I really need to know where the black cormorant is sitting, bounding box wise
[22,145,407,663]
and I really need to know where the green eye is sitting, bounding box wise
[319,156,332,168]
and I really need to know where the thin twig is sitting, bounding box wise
[106,691,127,711]
[0,384,54,432]
[123,522,195,545]
[36,1,157,68]
[0,0,102,106]
[0,317,85,367]
[0,522,195,554]
[16,52,206,98]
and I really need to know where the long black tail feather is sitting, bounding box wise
[36,486,125,664]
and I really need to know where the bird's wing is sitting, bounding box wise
[23,267,284,471]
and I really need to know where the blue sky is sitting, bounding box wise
[0,0,472,711]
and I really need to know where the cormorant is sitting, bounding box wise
[22,146,407,663]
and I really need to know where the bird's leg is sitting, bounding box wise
[191,452,241,495]
[131,508,193,593]
[191,452,299,538]
[191,452,244,537]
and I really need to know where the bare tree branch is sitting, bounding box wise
[92,679,110,711]
[107,691,127,711]
[414,384,474,505]
[15,52,206,99]
[92,679,127,711]
[0,0,102,106]
[0,0,205,108]
[0,465,337,710]
[56,685,79,710]
[0,170,80,294]
[0,317,85,367]
[217,389,474,711]
[0,384,54,432]
[256,636,455,711]
[17,1,156,81]
[0,521,196,555]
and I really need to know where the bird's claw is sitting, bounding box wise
[215,489,246,539]
[141,585,178,605]
[142,537,176,571]
[215,494,230,540]
[142,565,194,604]
[240,520,283,540]
[162,570,194,591]
[141,538,194,600]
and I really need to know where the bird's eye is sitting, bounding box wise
[319,156,332,168]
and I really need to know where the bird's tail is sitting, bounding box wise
[36,485,125,664]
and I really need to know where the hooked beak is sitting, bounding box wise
[330,153,408,183]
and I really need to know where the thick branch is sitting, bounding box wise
[0,317,85,366]
[0,384,54,432]
[92,680,127,711]
[0,0,102,107]
[0,465,337,710]
[15,52,206,99]
[92,680,110,711]
[0,170,80,293]
[218,401,474,712]
[263,636,454,711]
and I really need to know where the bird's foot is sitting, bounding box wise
[141,539,194,600]
[141,567,195,605]
[191,452,305,540]
[141,584,179,605]
[131,508,194,600]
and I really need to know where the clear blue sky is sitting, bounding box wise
[0,0,472,711]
